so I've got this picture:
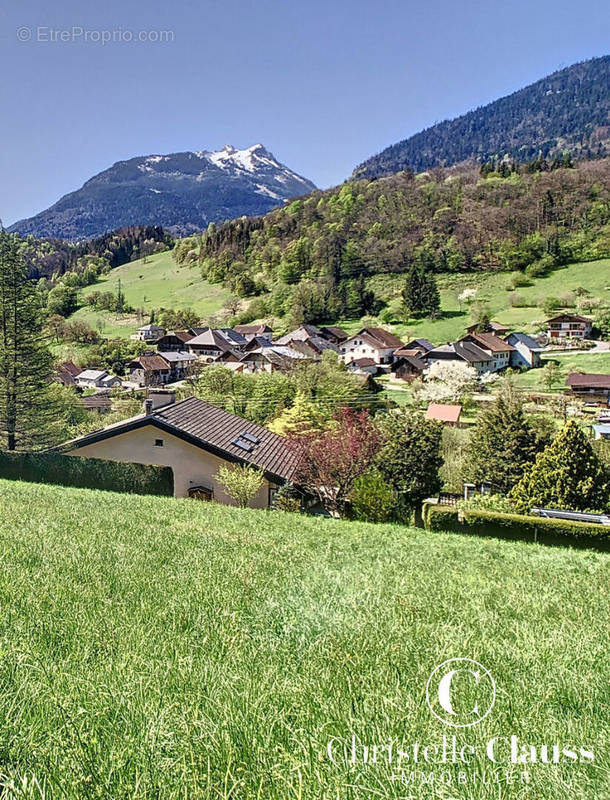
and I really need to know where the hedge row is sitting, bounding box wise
[423,503,610,549]
[0,451,173,496]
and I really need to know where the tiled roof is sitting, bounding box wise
[403,338,435,352]
[358,327,403,348]
[131,355,171,372]
[319,326,349,341]
[546,313,592,324]
[61,361,81,376]
[234,324,273,335]
[567,373,610,389]
[157,331,193,343]
[77,369,108,381]
[425,403,462,423]
[275,324,323,345]
[65,398,299,482]
[506,332,543,351]
[465,333,515,353]
[351,357,377,367]
[393,354,426,371]
[188,329,232,350]
[157,350,195,363]
[453,341,493,363]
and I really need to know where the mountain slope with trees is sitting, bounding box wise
[353,56,610,179]
[174,158,610,326]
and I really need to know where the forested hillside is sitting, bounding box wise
[174,158,610,325]
[22,225,173,280]
[353,56,610,179]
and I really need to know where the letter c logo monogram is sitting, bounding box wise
[426,658,495,727]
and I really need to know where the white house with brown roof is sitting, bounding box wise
[423,341,494,375]
[460,332,515,372]
[131,323,166,341]
[546,313,592,340]
[340,327,403,365]
[61,396,298,504]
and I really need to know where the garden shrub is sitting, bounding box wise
[423,504,610,549]
[0,451,173,496]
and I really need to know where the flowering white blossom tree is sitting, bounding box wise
[417,361,479,404]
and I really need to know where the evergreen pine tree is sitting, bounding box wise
[402,263,440,318]
[402,263,422,316]
[465,386,544,494]
[0,230,57,450]
[511,421,610,513]
[421,270,441,318]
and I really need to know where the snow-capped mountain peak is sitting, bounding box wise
[9,143,316,240]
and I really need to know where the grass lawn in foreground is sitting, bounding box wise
[0,479,608,798]
[68,250,231,338]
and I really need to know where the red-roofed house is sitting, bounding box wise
[566,373,610,402]
[425,403,462,425]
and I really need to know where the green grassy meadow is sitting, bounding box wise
[0,479,608,798]
[69,250,230,338]
[512,350,610,392]
[338,258,610,343]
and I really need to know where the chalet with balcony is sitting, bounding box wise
[546,313,592,340]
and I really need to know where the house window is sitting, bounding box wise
[187,485,213,501]
[154,439,164,447]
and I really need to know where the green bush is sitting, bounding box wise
[0,452,173,496]
[349,469,395,523]
[458,493,514,513]
[423,503,610,548]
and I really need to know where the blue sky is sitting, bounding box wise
[1,0,609,225]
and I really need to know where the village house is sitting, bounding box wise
[61,396,298,504]
[154,331,195,351]
[340,327,403,366]
[157,351,198,382]
[460,332,515,372]
[55,361,81,387]
[238,345,308,373]
[398,339,435,356]
[284,336,339,358]
[74,369,122,389]
[346,357,379,376]
[505,332,543,369]
[465,320,511,336]
[131,323,166,342]
[390,353,426,381]
[275,324,326,346]
[80,393,112,414]
[127,354,172,387]
[186,329,234,362]
[233,324,274,342]
[423,341,495,374]
[546,313,592,341]
[425,403,462,426]
[318,326,349,345]
[566,373,610,403]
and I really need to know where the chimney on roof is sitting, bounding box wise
[146,389,175,411]
[144,399,153,416]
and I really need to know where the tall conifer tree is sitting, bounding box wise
[0,229,56,450]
